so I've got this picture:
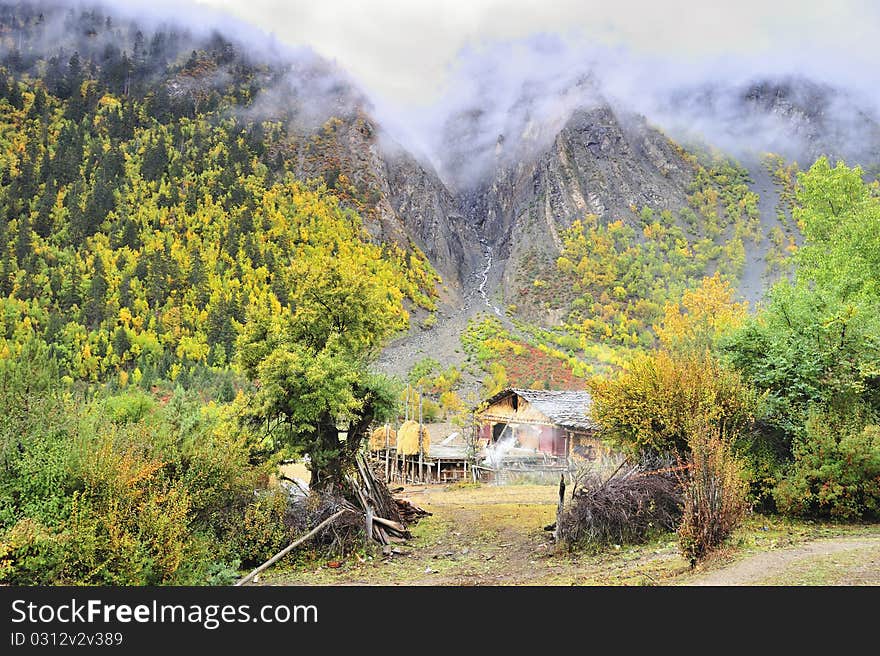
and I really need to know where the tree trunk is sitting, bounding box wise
[307,412,348,494]
[308,393,378,495]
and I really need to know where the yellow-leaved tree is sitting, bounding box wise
[654,272,748,353]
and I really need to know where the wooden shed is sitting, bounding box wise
[475,388,604,464]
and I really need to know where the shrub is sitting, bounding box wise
[557,458,682,550]
[677,425,749,566]
[773,413,880,520]
[0,349,286,584]
[225,490,290,567]
[102,390,156,424]
[589,349,760,456]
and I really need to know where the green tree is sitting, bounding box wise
[237,248,406,492]
[794,157,880,302]
[83,256,108,329]
[723,158,880,517]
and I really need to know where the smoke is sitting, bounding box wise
[482,424,518,469]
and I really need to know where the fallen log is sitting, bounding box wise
[235,509,352,586]
[372,516,406,532]
[373,525,389,545]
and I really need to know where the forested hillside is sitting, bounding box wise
[0,0,878,589]
[0,4,438,390]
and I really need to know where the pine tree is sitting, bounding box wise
[52,123,82,186]
[112,325,131,357]
[118,273,132,308]
[14,215,34,273]
[34,178,58,239]
[140,137,168,182]
[84,172,115,231]
[187,251,209,308]
[83,255,107,328]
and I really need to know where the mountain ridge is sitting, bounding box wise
[3,0,880,392]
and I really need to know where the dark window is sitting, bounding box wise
[492,422,507,442]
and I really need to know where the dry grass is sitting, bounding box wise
[396,420,431,455]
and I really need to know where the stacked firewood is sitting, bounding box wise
[395,498,432,524]
[345,454,430,545]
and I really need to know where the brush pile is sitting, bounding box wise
[556,458,683,549]
[282,453,431,552]
[285,493,364,555]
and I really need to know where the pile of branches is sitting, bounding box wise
[285,493,364,556]
[395,497,432,524]
[281,454,430,553]
[556,457,683,549]
[236,454,431,585]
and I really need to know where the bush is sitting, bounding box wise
[589,349,760,456]
[0,347,287,584]
[102,390,156,424]
[677,425,749,566]
[225,490,290,567]
[773,413,880,520]
[557,458,682,550]
[734,421,789,514]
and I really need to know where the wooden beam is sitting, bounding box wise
[372,516,405,532]
[235,509,351,586]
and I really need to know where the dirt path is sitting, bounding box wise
[684,536,880,586]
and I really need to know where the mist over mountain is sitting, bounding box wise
[381,36,880,193]
[3,0,879,383]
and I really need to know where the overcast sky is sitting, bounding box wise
[191,0,880,107]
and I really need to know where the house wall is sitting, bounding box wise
[477,393,571,456]
[481,395,553,425]
[569,432,607,461]
[477,392,609,460]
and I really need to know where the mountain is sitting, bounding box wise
[2,1,879,399]
[462,104,697,305]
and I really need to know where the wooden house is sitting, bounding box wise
[475,388,604,463]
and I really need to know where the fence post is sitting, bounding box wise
[554,473,566,544]
[384,424,390,483]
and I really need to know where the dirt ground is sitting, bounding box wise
[261,482,880,586]
[682,537,880,585]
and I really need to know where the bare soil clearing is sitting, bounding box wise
[262,483,880,586]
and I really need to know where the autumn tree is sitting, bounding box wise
[655,272,747,353]
[236,199,408,492]
[589,349,760,457]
